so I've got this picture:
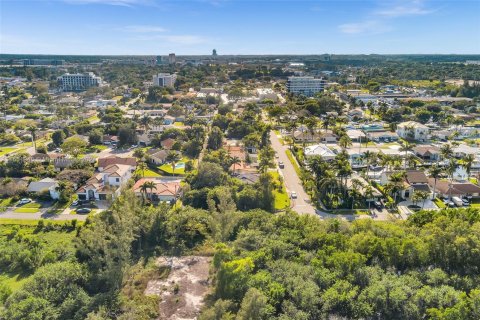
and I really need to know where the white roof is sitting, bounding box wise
[398,121,428,129]
[453,144,479,155]
[304,144,336,158]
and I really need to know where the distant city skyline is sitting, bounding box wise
[0,0,479,55]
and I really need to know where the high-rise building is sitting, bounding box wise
[58,72,102,92]
[286,76,326,96]
[23,59,64,66]
[168,53,176,64]
[212,49,217,56]
[152,73,177,87]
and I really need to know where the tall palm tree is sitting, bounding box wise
[137,161,148,178]
[140,115,151,134]
[446,160,458,200]
[429,165,443,200]
[140,181,156,203]
[463,154,475,181]
[400,141,415,170]
[338,135,352,150]
[440,143,453,164]
[229,156,241,175]
[389,171,406,203]
[28,126,37,152]
[166,151,181,176]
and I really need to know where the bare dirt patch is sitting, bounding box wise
[144,256,212,320]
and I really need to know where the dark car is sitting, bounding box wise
[373,201,383,209]
[76,208,92,214]
[279,161,284,169]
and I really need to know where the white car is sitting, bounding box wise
[290,191,297,199]
[18,198,32,205]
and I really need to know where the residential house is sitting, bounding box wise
[27,178,60,200]
[147,149,169,165]
[346,129,366,142]
[30,153,51,163]
[412,145,441,161]
[453,144,479,158]
[380,170,431,200]
[429,179,480,199]
[77,164,133,201]
[103,135,119,145]
[304,144,336,161]
[97,156,137,172]
[161,138,176,150]
[348,108,364,120]
[396,121,429,141]
[133,178,181,203]
[346,176,382,202]
[365,130,399,142]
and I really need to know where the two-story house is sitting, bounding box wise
[396,121,429,141]
[76,164,133,201]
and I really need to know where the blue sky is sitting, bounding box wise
[0,0,479,55]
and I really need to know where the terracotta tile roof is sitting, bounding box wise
[133,178,181,196]
[98,156,136,169]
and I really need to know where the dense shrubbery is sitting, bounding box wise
[1,193,480,319]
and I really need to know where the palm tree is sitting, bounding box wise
[400,141,415,169]
[140,115,151,134]
[28,126,37,152]
[140,181,156,203]
[137,161,148,178]
[389,171,406,203]
[229,156,241,175]
[463,154,475,181]
[338,135,352,150]
[361,150,376,179]
[305,117,317,142]
[286,121,298,150]
[440,143,453,164]
[429,165,443,200]
[166,151,181,176]
[446,160,458,200]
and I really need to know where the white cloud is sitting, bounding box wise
[338,20,390,35]
[120,25,167,33]
[376,0,433,17]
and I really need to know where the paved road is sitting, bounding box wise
[270,131,316,215]
[0,208,89,221]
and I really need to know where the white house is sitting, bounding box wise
[27,178,60,200]
[304,144,336,161]
[396,121,429,141]
[76,164,133,201]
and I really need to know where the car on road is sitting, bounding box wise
[76,208,92,214]
[373,201,383,209]
[444,201,455,208]
[278,161,284,169]
[18,198,32,205]
[290,191,297,199]
[275,152,279,158]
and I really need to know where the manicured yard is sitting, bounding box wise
[0,147,16,157]
[87,115,100,123]
[173,122,184,127]
[469,199,480,208]
[137,168,162,178]
[271,171,290,210]
[158,158,189,175]
[14,202,42,213]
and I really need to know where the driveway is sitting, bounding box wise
[270,131,316,215]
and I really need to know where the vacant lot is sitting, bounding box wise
[144,256,211,320]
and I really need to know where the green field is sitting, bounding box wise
[14,202,42,213]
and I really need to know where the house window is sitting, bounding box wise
[116,178,120,182]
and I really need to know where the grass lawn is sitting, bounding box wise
[158,158,189,175]
[469,199,480,208]
[0,197,13,207]
[173,122,184,127]
[271,171,290,210]
[87,115,100,123]
[113,95,123,102]
[14,202,42,213]
[0,147,17,157]
[285,149,302,176]
[138,168,162,178]
[469,178,478,185]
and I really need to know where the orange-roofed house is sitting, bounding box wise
[132,178,182,203]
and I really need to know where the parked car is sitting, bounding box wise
[373,201,383,209]
[452,196,465,207]
[445,201,455,208]
[76,208,92,214]
[71,200,80,206]
[18,198,32,205]
[290,191,297,199]
[275,152,279,159]
[278,161,284,169]
[462,198,470,206]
